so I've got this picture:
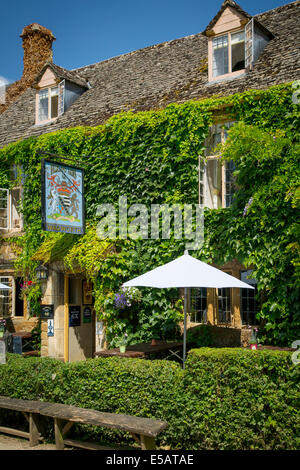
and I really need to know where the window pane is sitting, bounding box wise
[38,89,48,121]
[225,160,236,207]
[223,121,236,141]
[218,287,231,323]
[51,87,58,119]
[0,277,11,317]
[0,188,8,229]
[240,270,259,325]
[212,35,228,77]
[205,124,222,156]
[231,31,245,72]
[207,159,222,209]
[191,288,207,323]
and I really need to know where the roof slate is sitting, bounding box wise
[0,1,299,148]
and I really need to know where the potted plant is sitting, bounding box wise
[0,319,6,338]
[249,327,258,350]
[119,333,128,354]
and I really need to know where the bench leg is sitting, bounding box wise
[54,418,65,450]
[29,413,43,447]
[140,435,156,450]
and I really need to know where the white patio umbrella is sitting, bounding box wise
[122,250,254,367]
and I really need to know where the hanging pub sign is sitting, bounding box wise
[41,159,85,235]
[41,304,54,319]
[69,306,81,327]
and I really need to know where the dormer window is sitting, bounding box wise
[211,29,245,80]
[205,1,273,83]
[38,86,59,123]
[34,63,88,125]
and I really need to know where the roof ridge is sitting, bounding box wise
[71,33,205,74]
[254,0,300,17]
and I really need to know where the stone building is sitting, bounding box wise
[0,0,299,360]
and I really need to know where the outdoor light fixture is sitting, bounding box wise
[36,264,48,282]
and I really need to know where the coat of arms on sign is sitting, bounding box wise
[46,167,80,223]
[41,159,85,234]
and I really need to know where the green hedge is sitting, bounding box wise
[0,349,299,449]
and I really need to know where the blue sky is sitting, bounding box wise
[0,0,292,83]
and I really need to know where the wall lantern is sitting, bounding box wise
[36,264,48,282]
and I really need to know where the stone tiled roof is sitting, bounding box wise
[0,0,299,148]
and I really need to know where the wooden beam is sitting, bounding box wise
[64,439,113,450]
[29,413,44,446]
[140,434,156,450]
[62,420,74,437]
[0,426,30,440]
[130,433,141,446]
[54,418,65,450]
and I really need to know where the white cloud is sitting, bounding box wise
[0,75,9,104]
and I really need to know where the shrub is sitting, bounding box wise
[184,348,300,449]
[0,349,299,449]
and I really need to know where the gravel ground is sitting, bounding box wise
[0,433,57,450]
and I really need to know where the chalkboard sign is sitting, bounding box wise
[41,304,54,319]
[0,341,6,364]
[69,306,81,327]
[83,307,92,324]
[13,336,22,355]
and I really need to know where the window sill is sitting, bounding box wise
[32,117,59,128]
[0,229,25,238]
[206,71,246,86]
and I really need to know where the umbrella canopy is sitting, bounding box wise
[123,252,254,290]
[122,251,254,368]
[0,283,11,290]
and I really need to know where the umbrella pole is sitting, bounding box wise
[183,287,187,369]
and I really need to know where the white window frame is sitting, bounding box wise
[0,187,23,232]
[0,188,9,230]
[209,28,246,81]
[202,122,236,208]
[0,276,13,317]
[36,84,60,124]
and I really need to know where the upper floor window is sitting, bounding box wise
[37,86,59,123]
[201,121,236,209]
[211,29,245,79]
[0,187,23,232]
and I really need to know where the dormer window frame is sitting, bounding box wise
[36,84,59,125]
[208,26,246,82]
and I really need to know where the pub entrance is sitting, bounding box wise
[65,276,95,362]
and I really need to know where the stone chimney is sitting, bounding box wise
[0,23,56,114]
[20,23,56,85]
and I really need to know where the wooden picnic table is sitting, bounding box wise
[94,340,184,358]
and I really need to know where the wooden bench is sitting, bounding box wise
[0,396,167,450]
[0,396,48,447]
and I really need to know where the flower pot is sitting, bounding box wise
[119,345,126,353]
[250,343,258,350]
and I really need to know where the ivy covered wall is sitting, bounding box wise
[0,82,299,346]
